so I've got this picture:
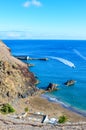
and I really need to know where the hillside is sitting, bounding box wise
[0,40,37,103]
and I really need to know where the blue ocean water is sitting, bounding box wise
[4,40,86,114]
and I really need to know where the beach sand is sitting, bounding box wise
[27,95,86,122]
[0,94,86,130]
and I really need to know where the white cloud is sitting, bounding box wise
[23,1,31,7]
[0,31,32,39]
[7,32,21,38]
[1,31,86,40]
[23,0,42,8]
[32,0,42,7]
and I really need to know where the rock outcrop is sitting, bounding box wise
[46,83,58,92]
[64,80,76,86]
[14,56,49,61]
[0,40,37,102]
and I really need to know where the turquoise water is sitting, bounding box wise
[4,40,86,115]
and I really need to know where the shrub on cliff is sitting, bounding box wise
[58,115,68,123]
[0,103,15,114]
[24,107,29,113]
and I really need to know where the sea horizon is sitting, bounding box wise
[2,39,86,41]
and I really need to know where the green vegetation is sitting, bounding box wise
[24,107,29,113]
[0,103,15,114]
[58,115,68,123]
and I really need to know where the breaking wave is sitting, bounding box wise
[41,94,86,117]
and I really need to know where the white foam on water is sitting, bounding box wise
[41,94,69,106]
[50,56,75,68]
[41,94,86,117]
[73,49,86,60]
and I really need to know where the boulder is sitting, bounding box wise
[46,83,58,92]
[64,80,76,86]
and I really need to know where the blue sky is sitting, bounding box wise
[0,0,86,39]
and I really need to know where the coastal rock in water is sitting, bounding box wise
[38,58,48,61]
[64,80,76,86]
[0,41,37,102]
[46,83,58,92]
[14,56,49,61]
[29,57,49,61]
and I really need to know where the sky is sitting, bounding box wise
[0,0,86,39]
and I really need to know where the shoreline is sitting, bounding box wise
[0,94,86,130]
[41,93,86,118]
[26,94,86,122]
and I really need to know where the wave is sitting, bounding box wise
[49,56,75,68]
[73,49,86,60]
[41,94,86,117]
[41,94,68,106]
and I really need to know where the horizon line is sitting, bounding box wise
[2,39,86,41]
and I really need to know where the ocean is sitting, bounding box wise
[4,40,86,116]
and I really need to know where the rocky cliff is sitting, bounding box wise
[0,40,37,102]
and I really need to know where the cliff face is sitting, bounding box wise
[0,41,37,101]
